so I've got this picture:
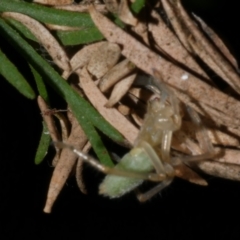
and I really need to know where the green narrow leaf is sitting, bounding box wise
[29,64,49,104]
[0,19,122,166]
[0,49,35,99]
[131,0,145,14]
[0,0,95,27]
[5,18,38,42]
[55,28,104,46]
[34,121,51,165]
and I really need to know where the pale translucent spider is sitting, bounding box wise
[55,75,215,202]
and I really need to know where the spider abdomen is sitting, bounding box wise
[99,147,154,198]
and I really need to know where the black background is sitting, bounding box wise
[1,1,240,239]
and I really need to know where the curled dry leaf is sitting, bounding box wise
[87,42,121,78]
[55,4,107,13]
[148,9,210,81]
[99,59,135,92]
[133,20,149,45]
[162,0,240,94]
[75,141,92,194]
[174,163,208,186]
[117,104,131,116]
[173,129,240,181]
[88,5,240,123]
[44,113,88,213]
[10,0,240,206]
[104,0,119,13]
[78,67,138,145]
[160,0,192,52]
[33,0,73,6]
[197,161,240,182]
[131,111,144,127]
[45,24,81,31]
[2,12,70,72]
[62,41,105,79]
[214,148,240,165]
[181,121,240,148]
[193,14,238,70]
[37,96,61,144]
[105,73,137,107]
[38,96,62,166]
[53,112,70,141]
[118,0,138,26]
[128,87,152,104]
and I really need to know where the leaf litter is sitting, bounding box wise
[2,0,240,212]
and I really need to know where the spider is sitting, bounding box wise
[55,74,215,202]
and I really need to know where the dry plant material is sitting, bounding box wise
[118,0,138,26]
[148,9,210,81]
[193,14,238,70]
[33,0,73,5]
[214,148,240,166]
[174,163,208,186]
[89,5,240,126]
[133,20,149,45]
[104,0,119,13]
[128,87,152,104]
[87,42,121,78]
[55,4,107,13]
[197,161,240,182]
[62,41,105,79]
[45,24,81,31]
[53,112,70,141]
[75,141,92,194]
[99,59,135,92]
[162,0,240,93]
[7,0,240,210]
[105,73,137,107]
[117,104,131,116]
[2,12,70,72]
[44,113,88,213]
[37,96,61,144]
[78,67,138,144]
[181,121,240,148]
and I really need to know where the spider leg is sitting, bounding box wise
[54,141,167,181]
[178,107,215,163]
[136,179,173,202]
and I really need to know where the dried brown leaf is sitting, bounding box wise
[87,42,121,78]
[99,59,135,92]
[55,4,107,13]
[133,20,149,45]
[105,73,137,107]
[62,41,105,79]
[75,158,86,194]
[2,12,70,71]
[197,160,240,182]
[54,112,70,141]
[118,0,138,26]
[45,24,80,31]
[174,163,208,186]
[162,0,240,94]
[117,104,131,116]
[149,9,210,81]
[104,0,119,13]
[181,120,240,147]
[214,147,240,165]
[193,14,238,70]
[75,141,92,194]
[33,0,73,5]
[88,5,240,124]
[78,67,138,144]
[37,96,61,143]
[43,114,88,213]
